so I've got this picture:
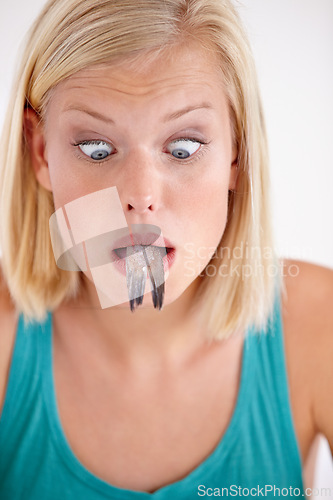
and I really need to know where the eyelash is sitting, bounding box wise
[72,137,210,165]
[72,140,114,165]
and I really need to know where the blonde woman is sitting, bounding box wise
[0,0,332,498]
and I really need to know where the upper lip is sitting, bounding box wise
[112,232,175,252]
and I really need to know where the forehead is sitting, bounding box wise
[49,44,227,108]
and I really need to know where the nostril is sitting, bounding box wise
[127,203,154,212]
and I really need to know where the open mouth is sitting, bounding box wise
[110,239,177,289]
[124,244,167,311]
[113,245,173,260]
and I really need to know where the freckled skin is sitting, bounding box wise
[41,44,237,308]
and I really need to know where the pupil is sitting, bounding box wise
[173,149,189,159]
[92,150,108,160]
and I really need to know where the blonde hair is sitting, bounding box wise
[0,0,280,338]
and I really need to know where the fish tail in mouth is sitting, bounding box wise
[125,245,165,311]
[142,247,165,311]
[151,283,165,310]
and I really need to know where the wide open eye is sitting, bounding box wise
[166,139,201,159]
[78,140,114,161]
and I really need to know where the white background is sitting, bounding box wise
[0,0,332,490]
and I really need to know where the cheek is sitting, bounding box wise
[45,131,99,209]
[179,165,230,237]
[45,140,76,209]
[195,180,229,259]
[175,169,230,277]
[47,155,95,211]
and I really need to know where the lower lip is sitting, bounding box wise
[111,247,176,277]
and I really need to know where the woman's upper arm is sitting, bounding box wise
[283,259,333,455]
[309,265,333,453]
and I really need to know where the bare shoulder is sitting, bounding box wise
[281,258,333,346]
[0,263,18,416]
[281,258,333,454]
[282,258,333,307]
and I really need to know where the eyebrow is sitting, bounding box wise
[163,102,214,122]
[62,105,115,124]
[62,102,214,124]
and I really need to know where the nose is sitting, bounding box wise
[118,150,160,216]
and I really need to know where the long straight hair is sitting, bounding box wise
[0,0,280,338]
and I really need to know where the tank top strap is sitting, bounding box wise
[245,292,304,479]
[0,312,52,443]
[252,292,295,414]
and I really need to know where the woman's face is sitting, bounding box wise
[34,44,237,308]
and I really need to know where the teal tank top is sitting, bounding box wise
[0,296,304,499]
